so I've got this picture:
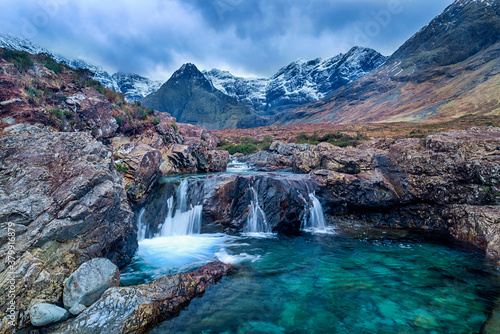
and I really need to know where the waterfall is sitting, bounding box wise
[301,192,328,232]
[160,179,202,236]
[227,159,251,173]
[137,208,147,241]
[138,178,203,240]
[245,186,271,233]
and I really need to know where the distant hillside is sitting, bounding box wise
[278,0,500,125]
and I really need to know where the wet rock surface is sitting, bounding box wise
[49,261,235,334]
[0,124,135,331]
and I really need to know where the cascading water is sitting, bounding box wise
[245,186,272,234]
[301,192,332,233]
[129,177,232,277]
[137,208,147,241]
[160,179,202,237]
[227,159,251,173]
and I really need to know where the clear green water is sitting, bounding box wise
[127,229,500,334]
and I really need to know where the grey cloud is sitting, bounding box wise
[0,0,454,81]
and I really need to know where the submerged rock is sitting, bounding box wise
[50,261,235,333]
[29,303,69,327]
[0,124,135,332]
[63,258,120,310]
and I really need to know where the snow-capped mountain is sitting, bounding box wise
[203,47,387,113]
[111,72,163,102]
[202,69,268,111]
[0,34,162,102]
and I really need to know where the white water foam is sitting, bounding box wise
[227,159,251,173]
[245,186,272,233]
[301,192,337,234]
[215,248,261,264]
[138,234,230,268]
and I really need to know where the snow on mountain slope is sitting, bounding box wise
[202,69,268,111]
[0,34,161,102]
[204,47,387,113]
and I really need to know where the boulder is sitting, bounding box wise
[0,124,135,332]
[50,262,235,333]
[29,303,69,327]
[63,258,120,310]
[239,151,293,171]
[112,142,162,204]
[159,144,229,175]
[178,123,220,149]
[194,148,230,173]
[293,142,381,174]
[269,141,312,155]
[68,304,86,316]
[66,88,118,139]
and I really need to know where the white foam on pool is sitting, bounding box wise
[215,248,261,264]
[138,234,230,268]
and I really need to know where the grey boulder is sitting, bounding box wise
[30,303,69,327]
[63,258,120,309]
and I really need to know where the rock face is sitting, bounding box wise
[29,303,69,327]
[63,258,120,310]
[50,262,235,334]
[65,87,118,139]
[293,127,500,259]
[110,121,228,204]
[0,124,135,332]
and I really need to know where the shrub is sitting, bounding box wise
[224,144,258,155]
[27,87,42,99]
[171,122,178,132]
[49,108,64,119]
[152,117,161,125]
[42,55,64,74]
[294,131,366,147]
[115,162,128,173]
[115,115,126,127]
[105,89,120,103]
[1,49,33,72]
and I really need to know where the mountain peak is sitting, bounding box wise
[172,63,207,81]
[389,0,499,69]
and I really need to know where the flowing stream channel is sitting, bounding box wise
[121,162,500,334]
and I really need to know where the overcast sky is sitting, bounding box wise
[0,0,454,80]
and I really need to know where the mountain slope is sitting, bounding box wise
[141,63,261,129]
[0,34,162,102]
[203,47,387,114]
[279,0,500,125]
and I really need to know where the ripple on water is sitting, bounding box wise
[122,231,500,334]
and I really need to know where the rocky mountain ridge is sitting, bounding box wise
[0,34,163,102]
[203,46,387,114]
[281,0,500,125]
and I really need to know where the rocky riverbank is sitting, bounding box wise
[238,127,500,260]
